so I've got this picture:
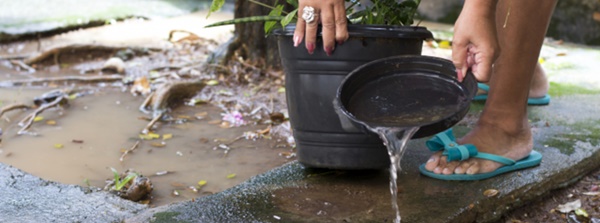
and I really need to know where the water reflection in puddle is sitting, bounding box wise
[0,87,292,206]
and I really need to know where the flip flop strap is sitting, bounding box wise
[426,129,477,162]
[474,152,516,166]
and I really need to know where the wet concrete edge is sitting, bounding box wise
[0,163,147,223]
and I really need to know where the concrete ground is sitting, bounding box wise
[1,5,600,223]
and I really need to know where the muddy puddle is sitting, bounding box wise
[0,44,294,206]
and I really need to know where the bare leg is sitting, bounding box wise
[425,0,557,175]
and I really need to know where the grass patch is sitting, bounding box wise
[543,120,600,155]
[548,82,600,97]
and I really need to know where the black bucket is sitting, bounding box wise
[335,55,478,138]
[274,24,433,169]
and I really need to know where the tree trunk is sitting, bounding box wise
[224,0,294,69]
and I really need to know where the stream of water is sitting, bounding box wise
[369,126,419,223]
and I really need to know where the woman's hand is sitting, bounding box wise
[293,0,348,56]
[452,0,500,82]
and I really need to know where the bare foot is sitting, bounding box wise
[424,119,534,175]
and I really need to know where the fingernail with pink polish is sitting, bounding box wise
[307,43,315,54]
[325,46,334,56]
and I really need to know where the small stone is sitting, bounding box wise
[483,189,499,197]
[102,57,126,74]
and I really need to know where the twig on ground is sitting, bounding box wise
[0,75,124,87]
[120,140,141,162]
[9,60,36,73]
[0,103,31,118]
[17,95,65,135]
[141,111,164,134]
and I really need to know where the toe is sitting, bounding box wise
[454,161,474,174]
[424,152,443,171]
[442,161,460,175]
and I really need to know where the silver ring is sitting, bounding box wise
[302,6,316,24]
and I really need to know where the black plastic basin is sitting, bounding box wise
[335,55,477,138]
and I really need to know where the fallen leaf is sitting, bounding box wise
[46,120,56,125]
[206,80,219,86]
[162,133,173,140]
[150,142,166,147]
[227,173,236,179]
[72,139,84,143]
[198,180,207,186]
[556,199,581,213]
[33,116,44,122]
[582,191,600,196]
[575,208,589,217]
[54,144,64,149]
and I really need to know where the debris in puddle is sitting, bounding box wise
[0,103,31,118]
[226,173,236,179]
[46,120,57,125]
[188,186,199,193]
[176,151,183,156]
[104,168,153,202]
[172,190,180,196]
[119,140,141,162]
[141,111,164,134]
[71,139,84,143]
[18,91,68,135]
[273,215,281,220]
[153,171,171,176]
[162,133,173,140]
[53,144,64,149]
[139,132,160,140]
[150,141,166,148]
[198,180,207,187]
[101,57,126,74]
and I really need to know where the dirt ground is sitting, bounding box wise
[498,167,600,223]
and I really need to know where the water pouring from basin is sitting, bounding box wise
[334,55,477,222]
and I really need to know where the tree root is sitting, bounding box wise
[0,75,124,87]
[139,80,206,116]
[23,44,154,65]
[141,111,164,134]
[17,95,66,135]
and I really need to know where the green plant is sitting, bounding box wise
[206,0,421,34]
[110,167,138,191]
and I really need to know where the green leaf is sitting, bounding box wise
[281,9,297,28]
[205,16,285,28]
[207,0,226,18]
[285,0,298,7]
[264,5,284,34]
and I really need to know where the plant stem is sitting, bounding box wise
[249,0,290,14]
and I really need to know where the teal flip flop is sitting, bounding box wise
[418,129,542,181]
[473,83,551,105]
